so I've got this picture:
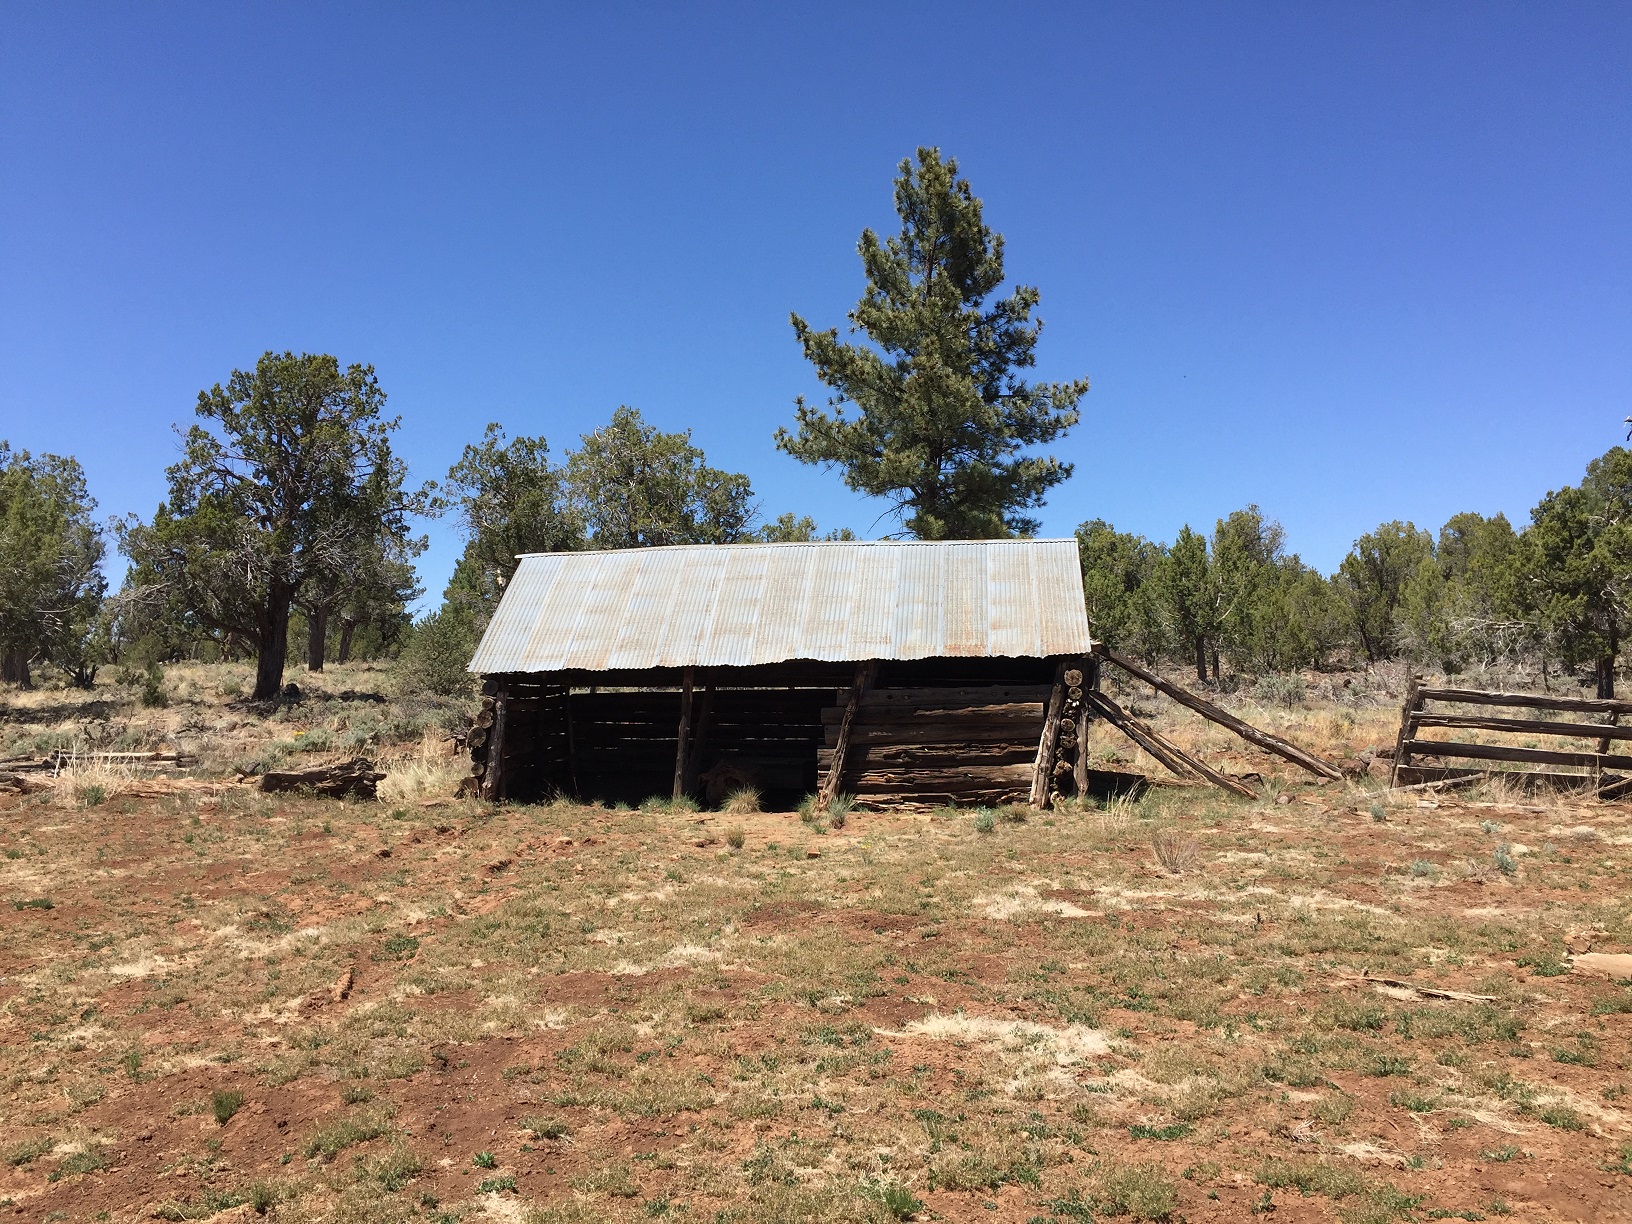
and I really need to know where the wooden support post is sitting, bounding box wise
[672,668,695,802]
[482,684,508,802]
[1390,675,1423,790]
[1087,689,1257,799]
[683,682,715,796]
[1031,662,1069,809]
[564,687,580,799]
[1097,647,1343,781]
[818,660,875,812]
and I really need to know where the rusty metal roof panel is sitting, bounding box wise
[468,539,1091,673]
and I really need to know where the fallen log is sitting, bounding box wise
[260,759,385,799]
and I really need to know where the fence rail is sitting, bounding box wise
[1391,675,1631,796]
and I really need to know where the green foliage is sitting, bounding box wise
[116,352,428,699]
[1077,519,1164,656]
[1335,521,1435,662]
[777,147,1087,538]
[211,1089,244,1125]
[0,443,105,688]
[1522,447,1632,695]
[439,423,581,609]
[392,605,480,698]
[568,406,756,548]
[140,661,169,708]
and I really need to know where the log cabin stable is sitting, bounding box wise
[465,539,1101,810]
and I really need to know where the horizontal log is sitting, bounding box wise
[843,763,1036,788]
[827,724,1043,747]
[1402,738,1632,771]
[821,702,1047,726]
[261,760,385,799]
[1411,713,1632,741]
[1417,687,1632,716]
[1394,763,1616,794]
[855,685,1052,708]
[819,743,1037,769]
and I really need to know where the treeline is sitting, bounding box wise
[1082,447,1632,696]
[0,358,845,700]
[4,148,1628,702]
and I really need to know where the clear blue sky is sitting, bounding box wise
[3,3,1628,606]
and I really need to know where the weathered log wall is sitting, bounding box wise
[818,685,1051,807]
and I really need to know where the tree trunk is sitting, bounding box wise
[307,606,329,672]
[1193,636,1207,685]
[253,587,294,700]
[1209,647,1220,685]
[337,617,357,664]
[1,648,32,689]
[1597,652,1616,700]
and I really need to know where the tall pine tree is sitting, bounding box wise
[776,148,1088,538]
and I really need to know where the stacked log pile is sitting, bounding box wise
[818,685,1050,807]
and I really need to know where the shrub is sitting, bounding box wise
[1097,1159,1180,1220]
[724,825,746,850]
[862,1178,924,1220]
[212,1089,244,1125]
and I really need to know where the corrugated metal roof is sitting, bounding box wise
[469,539,1090,674]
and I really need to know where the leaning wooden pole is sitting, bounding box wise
[818,660,875,813]
[1087,689,1257,799]
[1098,648,1343,781]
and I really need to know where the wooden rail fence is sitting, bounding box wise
[1391,675,1632,797]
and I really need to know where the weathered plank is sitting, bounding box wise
[1417,687,1632,716]
[1099,648,1343,780]
[1410,713,1632,741]
[1402,738,1632,772]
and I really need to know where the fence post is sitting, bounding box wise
[1390,675,1424,790]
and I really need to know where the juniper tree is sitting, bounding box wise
[776,147,1089,539]
[0,443,105,687]
[118,352,426,699]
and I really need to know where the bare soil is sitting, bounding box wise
[2,666,1630,1223]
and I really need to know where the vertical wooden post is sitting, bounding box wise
[818,660,875,812]
[683,681,715,797]
[564,687,580,799]
[672,667,695,802]
[483,683,508,802]
[1390,675,1423,790]
[1031,661,1068,810]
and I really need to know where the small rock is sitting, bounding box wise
[375,847,392,859]
[805,848,821,859]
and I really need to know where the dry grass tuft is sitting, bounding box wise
[722,786,761,815]
[49,759,139,808]
[1150,826,1202,874]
